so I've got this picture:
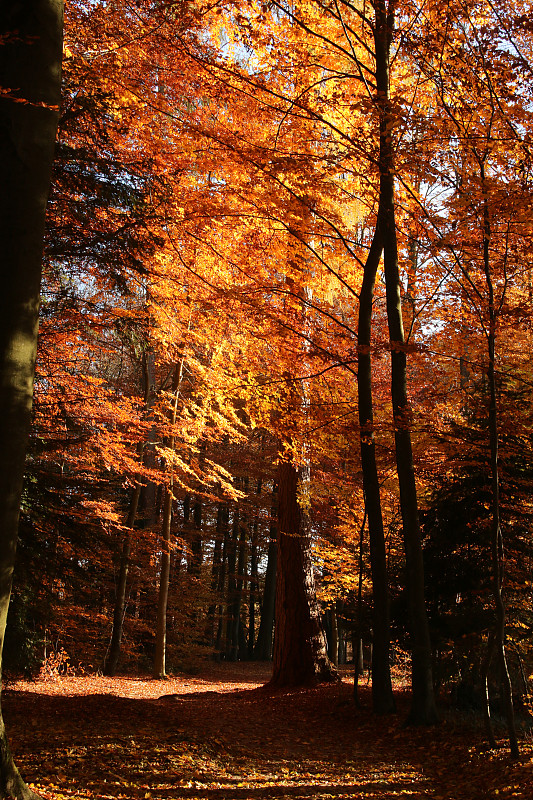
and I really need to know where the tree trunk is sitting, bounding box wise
[106,341,159,675]
[214,505,229,654]
[206,502,225,647]
[188,441,206,576]
[357,225,395,714]
[225,506,240,660]
[353,510,366,705]
[190,497,203,574]
[482,178,518,756]
[270,459,337,687]
[253,483,278,661]
[103,484,141,676]
[230,491,248,662]
[336,601,345,665]
[248,518,259,658]
[328,607,339,667]
[153,485,173,678]
[373,0,438,725]
[247,477,262,657]
[154,361,184,679]
[481,631,497,749]
[0,3,63,796]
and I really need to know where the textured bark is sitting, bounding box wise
[374,0,438,725]
[270,460,337,687]
[0,2,63,795]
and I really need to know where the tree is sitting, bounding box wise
[271,454,337,687]
[402,0,533,744]
[253,483,278,661]
[358,227,396,714]
[0,2,63,797]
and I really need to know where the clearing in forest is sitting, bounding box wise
[4,663,533,800]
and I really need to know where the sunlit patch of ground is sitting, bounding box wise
[3,663,532,800]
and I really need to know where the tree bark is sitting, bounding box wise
[0,3,63,796]
[373,0,438,724]
[270,459,337,687]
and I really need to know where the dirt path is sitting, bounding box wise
[3,663,531,799]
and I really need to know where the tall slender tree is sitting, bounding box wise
[372,0,438,725]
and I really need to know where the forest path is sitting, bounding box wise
[4,663,531,800]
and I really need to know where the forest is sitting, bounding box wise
[1,0,533,798]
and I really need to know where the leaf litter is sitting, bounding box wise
[3,663,533,800]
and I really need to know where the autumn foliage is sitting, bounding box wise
[3,2,533,793]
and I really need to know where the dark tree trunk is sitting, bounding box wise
[214,505,229,654]
[357,225,395,714]
[206,502,225,647]
[374,0,438,725]
[481,176,518,756]
[182,493,191,572]
[247,478,262,657]
[225,506,239,660]
[328,607,339,667]
[0,3,63,796]
[353,510,366,705]
[103,484,141,676]
[270,460,337,687]
[248,518,259,658]
[105,344,157,675]
[153,486,173,678]
[254,483,278,661]
[188,442,206,575]
[481,631,497,749]
[230,493,248,662]
[185,492,203,575]
[190,497,203,574]
[154,360,185,678]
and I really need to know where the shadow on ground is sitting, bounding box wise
[3,676,531,800]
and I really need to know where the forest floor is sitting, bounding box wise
[4,662,533,800]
